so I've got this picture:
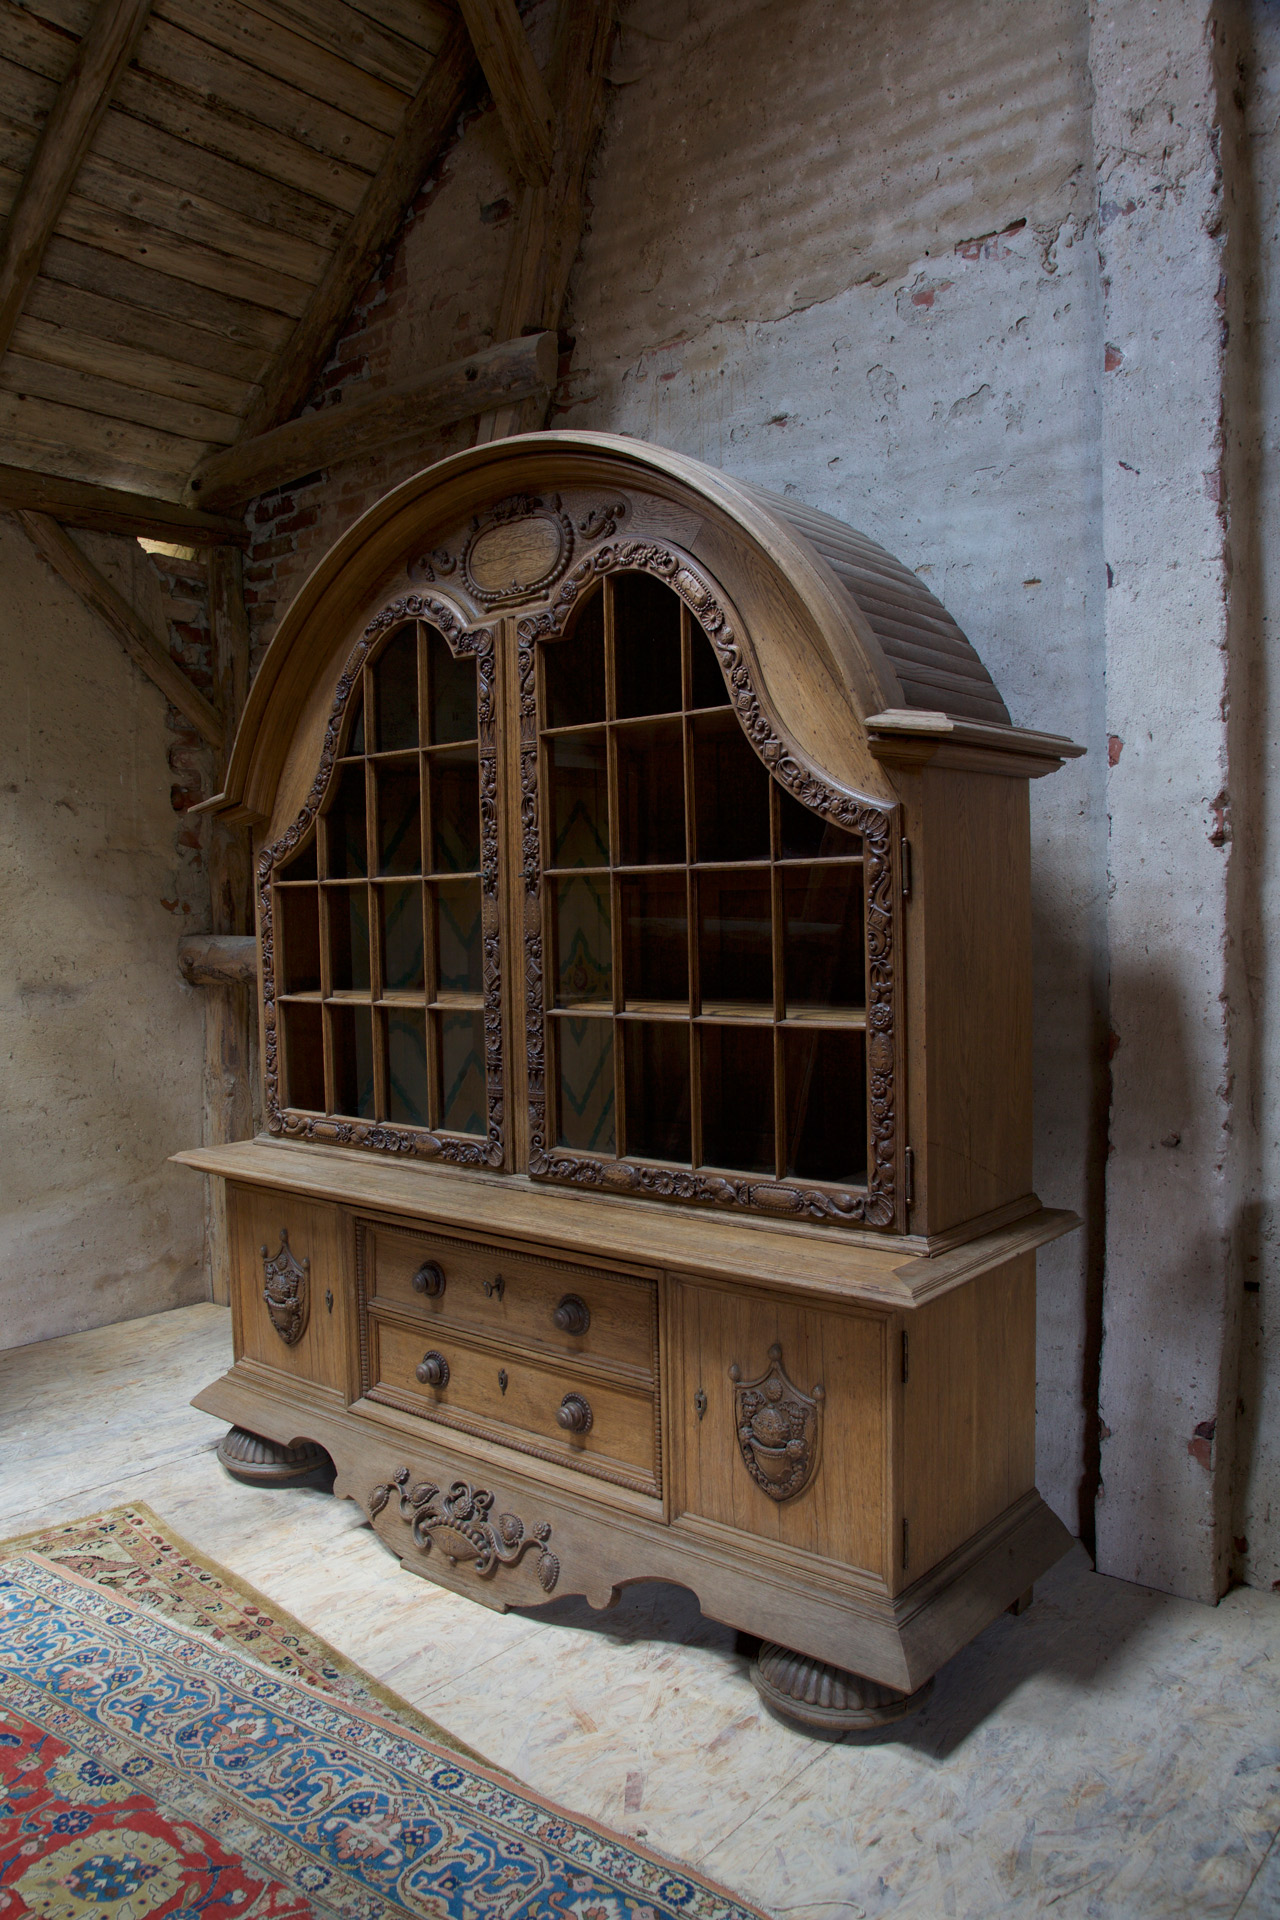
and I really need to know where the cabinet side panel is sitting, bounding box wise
[674,1278,887,1576]
[901,1253,1038,1580]
[229,1182,349,1392]
[918,768,1033,1233]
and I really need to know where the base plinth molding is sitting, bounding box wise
[751,1641,934,1736]
[216,1426,333,1487]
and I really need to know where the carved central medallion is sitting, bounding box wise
[461,494,574,606]
[729,1343,824,1502]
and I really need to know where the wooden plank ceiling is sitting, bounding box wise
[0,0,472,500]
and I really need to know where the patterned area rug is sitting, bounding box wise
[0,1503,485,1765]
[0,1552,768,1919]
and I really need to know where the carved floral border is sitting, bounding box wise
[517,542,900,1230]
[259,593,504,1169]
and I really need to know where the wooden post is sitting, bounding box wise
[203,546,254,1307]
[474,0,615,442]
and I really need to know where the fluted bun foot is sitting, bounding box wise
[216,1426,333,1488]
[751,1642,934,1737]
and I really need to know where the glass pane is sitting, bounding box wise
[699,870,773,1015]
[278,886,320,994]
[700,1025,774,1173]
[429,748,481,872]
[547,730,608,868]
[324,764,367,877]
[555,1014,616,1154]
[376,761,422,875]
[783,865,865,1013]
[332,1004,375,1118]
[435,878,482,997]
[621,873,687,1009]
[783,1029,867,1184]
[346,688,365,756]
[378,882,424,993]
[385,1007,430,1126]
[279,834,317,881]
[428,625,477,744]
[616,719,685,865]
[554,875,611,1007]
[689,622,730,709]
[693,712,770,862]
[282,1001,324,1111]
[543,588,605,727]
[778,785,862,860]
[372,625,419,752]
[613,572,683,718]
[327,884,370,992]
[623,1021,690,1163]
[438,1009,485,1134]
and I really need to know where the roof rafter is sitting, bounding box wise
[0,0,154,363]
[237,15,477,444]
[456,0,557,185]
[0,463,248,545]
[475,0,616,442]
[19,509,224,748]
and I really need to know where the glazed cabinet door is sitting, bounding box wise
[228,1183,351,1394]
[671,1280,891,1579]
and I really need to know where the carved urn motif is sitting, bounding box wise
[729,1343,824,1502]
[260,1228,310,1346]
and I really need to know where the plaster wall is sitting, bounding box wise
[1234,0,1280,1594]
[560,0,1109,1544]
[0,519,208,1348]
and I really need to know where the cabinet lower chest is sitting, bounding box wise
[206,1176,1065,1694]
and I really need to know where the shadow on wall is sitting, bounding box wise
[1028,882,1109,1554]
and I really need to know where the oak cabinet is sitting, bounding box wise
[184,430,1082,1732]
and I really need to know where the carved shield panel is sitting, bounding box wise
[729,1343,824,1502]
[261,1229,310,1346]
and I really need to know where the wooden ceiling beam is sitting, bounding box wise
[0,462,248,545]
[0,0,153,363]
[456,0,556,185]
[238,18,477,444]
[187,329,559,512]
[19,509,224,748]
[475,0,615,443]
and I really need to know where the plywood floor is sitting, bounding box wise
[2,1302,1278,1920]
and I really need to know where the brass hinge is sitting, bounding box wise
[901,1329,909,1385]
[901,837,912,899]
[904,1145,915,1209]
[902,1517,910,1570]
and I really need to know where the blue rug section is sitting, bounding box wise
[0,1554,767,1919]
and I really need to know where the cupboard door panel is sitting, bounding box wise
[229,1184,348,1392]
[675,1280,888,1576]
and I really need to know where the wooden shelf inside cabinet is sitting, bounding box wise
[185,431,1084,1735]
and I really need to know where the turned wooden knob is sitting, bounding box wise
[411,1261,445,1298]
[556,1392,593,1434]
[415,1350,449,1387]
[553,1293,590,1335]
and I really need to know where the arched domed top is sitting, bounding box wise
[738,483,1009,726]
[208,430,1071,831]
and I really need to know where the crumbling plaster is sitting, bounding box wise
[0,519,208,1348]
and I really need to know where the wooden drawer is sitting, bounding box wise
[367,1319,659,1492]
[361,1221,657,1380]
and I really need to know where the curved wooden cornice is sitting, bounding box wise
[201,431,926,827]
